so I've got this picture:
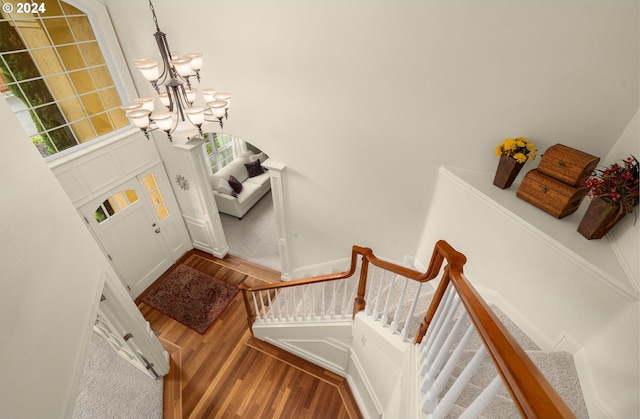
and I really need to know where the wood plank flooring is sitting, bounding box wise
[136,249,363,419]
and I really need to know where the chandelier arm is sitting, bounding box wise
[153,31,173,86]
[171,82,189,122]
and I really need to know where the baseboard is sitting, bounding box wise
[609,234,639,296]
[553,333,618,419]
[183,215,230,258]
[290,254,416,282]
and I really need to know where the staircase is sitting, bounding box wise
[240,241,590,418]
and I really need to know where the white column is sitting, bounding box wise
[173,138,229,257]
[262,159,292,279]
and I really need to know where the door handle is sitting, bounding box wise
[155,227,161,234]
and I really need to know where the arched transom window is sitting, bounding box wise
[94,189,138,223]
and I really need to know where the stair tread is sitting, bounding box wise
[526,350,590,419]
[430,350,589,418]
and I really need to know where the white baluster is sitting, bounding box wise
[321,282,326,320]
[380,273,397,326]
[391,276,410,334]
[347,273,359,318]
[267,290,276,322]
[400,282,423,342]
[330,280,337,319]
[420,295,461,375]
[301,285,307,321]
[275,290,282,321]
[422,318,473,395]
[423,310,469,387]
[251,292,261,322]
[427,345,488,417]
[457,374,505,419]
[421,283,455,359]
[292,286,298,321]
[372,269,388,320]
[259,291,268,321]
[364,266,377,315]
[340,278,353,320]
[283,287,291,321]
[310,283,316,320]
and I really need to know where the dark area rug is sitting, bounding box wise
[141,264,239,334]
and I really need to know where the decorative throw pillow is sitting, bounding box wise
[228,175,243,194]
[244,159,265,178]
[249,152,267,163]
[213,178,233,196]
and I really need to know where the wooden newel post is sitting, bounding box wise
[352,257,370,319]
[240,288,255,333]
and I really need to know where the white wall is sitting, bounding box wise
[604,109,640,284]
[0,94,108,417]
[102,0,638,270]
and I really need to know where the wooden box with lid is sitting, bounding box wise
[516,169,589,218]
[537,144,600,187]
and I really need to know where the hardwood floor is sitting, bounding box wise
[136,249,363,419]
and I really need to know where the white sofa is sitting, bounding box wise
[209,151,271,218]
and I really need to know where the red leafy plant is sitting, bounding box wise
[584,155,639,223]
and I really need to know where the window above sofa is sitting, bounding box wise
[202,132,267,175]
[203,133,235,173]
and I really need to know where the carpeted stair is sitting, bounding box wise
[424,304,589,418]
[268,266,589,418]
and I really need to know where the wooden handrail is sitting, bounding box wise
[240,240,575,418]
[352,241,466,317]
[239,246,361,292]
[239,246,360,330]
[413,243,575,418]
[449,268,575,418]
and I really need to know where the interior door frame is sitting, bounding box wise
[78,163,192,296]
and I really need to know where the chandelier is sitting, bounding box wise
[124,0,231,142]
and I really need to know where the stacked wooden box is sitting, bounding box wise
[516,144,600,218]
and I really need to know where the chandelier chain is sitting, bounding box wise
[149,0,160,32]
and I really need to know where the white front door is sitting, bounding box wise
[80,165,191,297]
[94,294,157,377]
[93,273,169,379]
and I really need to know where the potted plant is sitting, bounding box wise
[577,155,639,239]
[493,137,537,189]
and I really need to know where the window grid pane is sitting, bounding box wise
[205,133,242,174]
[142,172,170,220]
[93,189,138,224]
[0,0,126,159]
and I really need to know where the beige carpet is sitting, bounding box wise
[220,191,281,271]
[73,333,163,419]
